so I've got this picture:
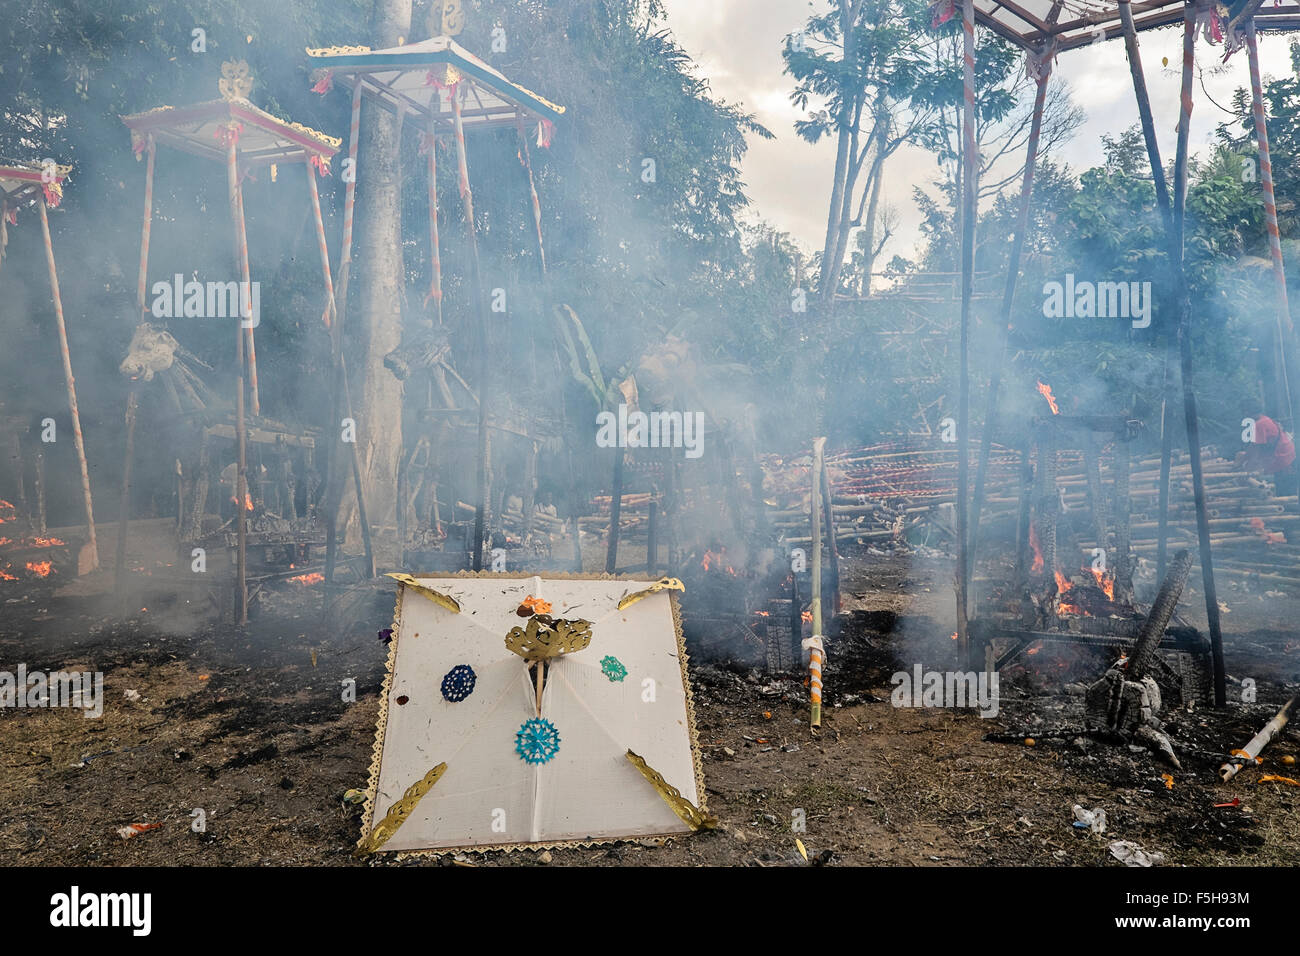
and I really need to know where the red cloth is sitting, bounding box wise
[1254,415,1296,472]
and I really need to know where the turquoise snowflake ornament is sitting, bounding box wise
[600,655,628,682]
[515,717,561,765]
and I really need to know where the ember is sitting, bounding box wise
[232,492,254,511]
[26,560,52,577]
[26,536,65,547]
[288,572,325,585]
[700,548,736,575]
[1035,380,1060,415]
[1029,522,1044,573]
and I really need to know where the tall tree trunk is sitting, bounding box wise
[343,0,412,563]
[816,0,861,305]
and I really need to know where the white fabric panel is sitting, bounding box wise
[369,577,700,851]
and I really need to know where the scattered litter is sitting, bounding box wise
[538,850,553,864]
[116,823,163,840]
[342,789,366,805]
[1024,738,1036,747]
[1108,840,1164,867]
[1161,773,1174,790]
[1258,774,1300,788]
[1284,756,1296,766]
[1072,805,1106,834]
[1213,797,1241,808]
[795,838,808,861]
[122,689,140,702]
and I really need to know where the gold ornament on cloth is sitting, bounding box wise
[429,0,466,37]
[386,573,461,613]
[355,762,447,856]
[626,750,716,831]
[617,577,685,610]
[218,60,254,101]
[505,615,592,662]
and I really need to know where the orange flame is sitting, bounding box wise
[232,493,253,511]
[520,595,552,614]
[26,560,52,578]
[801,610,813,623]
[1029,523,1044,574]
[1036,380,1060,415]
[27,536,65,547]
[288,572,324,585]
[1088,566,1115,601]
[949,631,958,641]
[0,568,15,581]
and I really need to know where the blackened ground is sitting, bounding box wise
[1,546,1298,866]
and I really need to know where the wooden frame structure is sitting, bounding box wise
[958,0,1300,707]
[307,29,563,576]
[120,66,340,623]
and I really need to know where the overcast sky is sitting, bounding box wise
[659,0,1295,267]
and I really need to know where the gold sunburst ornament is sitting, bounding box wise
[505,615,592,662]
[218,60,254,101]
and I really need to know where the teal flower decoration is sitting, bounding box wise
[515,717,561,765]
[601,655,628,683]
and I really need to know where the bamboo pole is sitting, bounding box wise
[234,176,259,417]
[451,85,492,572]
[605,448,624,574]
[516,114,547,275]
[1220,690,1300,782]
[1172,4,1226,705]
[810,437,826,729]
[1246,19,1300,473]
[36,198,97,569]
[224,129,249,622]
[820,458,841,614]
[1119,0,1179,584]
[305,162,335,328]
[325,80,363,586]
[425,120,443,324]
[955,0,977,659]
[114,390,137,602]
[970,53,1051,579]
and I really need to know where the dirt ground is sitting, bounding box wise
[2,545,1299,867]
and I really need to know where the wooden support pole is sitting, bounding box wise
[820,458,841,614]
[225,129,249,621]
[325,81,363,587]
[955,0,977,658]
[305,162,335,328]
[114,390,138,601]
[970,41,1054,578]
[646,499,658,575]
[1247,20,1300,470]
[605,449,624,574]
[1120,0,1179,584]
[36,199,97,569]
[451,86,491,572]
[1172,3,1226,705]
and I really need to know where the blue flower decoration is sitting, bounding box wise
[441,664,476,702]
[600,655,628,683]
[515,717,561,765]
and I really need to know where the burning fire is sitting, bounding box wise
[0,567,15,581]
[1036,380,1060,415]
[1029,523,1044,574]
[1088,566,1115,601]
[1055,569,1081,615]
[26,560,52,578]
[949,631,958,641]
[232,493,254,511]
[700,549,736,575]
[801,611,813,623]
[27,536,65,547]
[288,572,324,585]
